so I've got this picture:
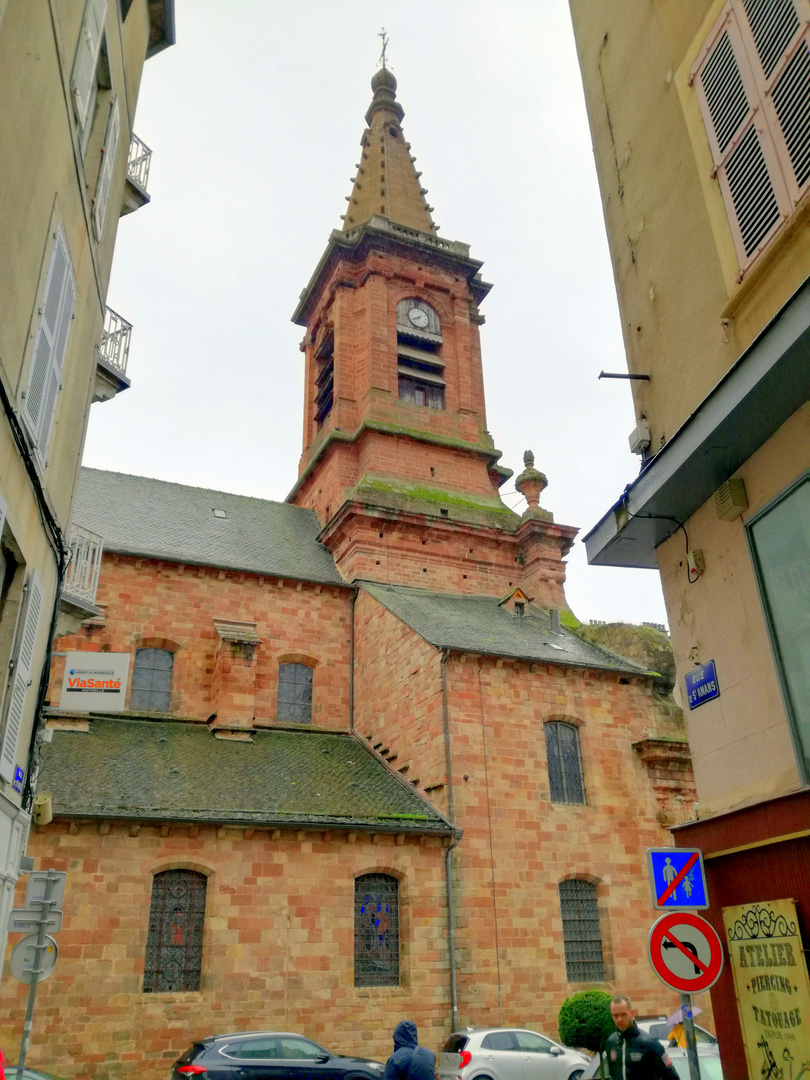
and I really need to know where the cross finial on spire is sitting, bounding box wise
[378,28,389,69]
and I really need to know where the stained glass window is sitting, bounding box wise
[277,663,313,722]
[143,869,206,993]
[354,873,399,987]
[559,879,604,982]
[130,647,174,712]
[545,722,586,804]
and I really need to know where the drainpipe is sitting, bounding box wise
[441,647,461,1030]
[349,588,357,733]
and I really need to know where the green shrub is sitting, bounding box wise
[558,989,614,1054]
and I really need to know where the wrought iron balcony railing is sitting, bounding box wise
[127,133,152,196]
[62,524,104,609]
[98,306,132,376]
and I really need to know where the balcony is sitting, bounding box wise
[121,133,152,216]
[60,524,104,619]
[93,306,132,403]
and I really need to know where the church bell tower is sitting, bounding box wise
[288,69,577,604]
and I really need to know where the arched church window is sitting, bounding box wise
[143,869,207,993]
[130,647,174,712]
[396,298,445,410]
[354,872,400,987]
[558,879,605,982]
[545,721,585,804]
[277,662,313,722]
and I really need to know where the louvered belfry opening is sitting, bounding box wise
[143,869,207,993]
[693,0,810,269]
[314,328,334,426]
[354,873,400,986]
[396,298,445,410]
[558,879,605,982]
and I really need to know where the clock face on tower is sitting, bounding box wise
[407,306,430,329]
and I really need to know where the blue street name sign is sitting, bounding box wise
[685,660,719,711]
[647,848,709,910]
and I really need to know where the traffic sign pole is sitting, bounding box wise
[14,869,61,1080]
[680,993,701,1080]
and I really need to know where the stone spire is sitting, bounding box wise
[341,69,437,234]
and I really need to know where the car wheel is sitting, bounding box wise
[569,1072,584,1080]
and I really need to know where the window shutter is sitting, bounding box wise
[0,572,44,784]
[70,0,107,130]
[92,97,121,241]
[23,230,75,464]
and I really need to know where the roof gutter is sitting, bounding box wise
[441,647,462,1030]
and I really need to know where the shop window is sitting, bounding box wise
[277,662,313,722]
[143,869,206,993]
[747,472,810,778]
[558,879,605,982]
[130,647,174,712]
[354,873,400,987]
[545,721,585,804]
[692,0,809,273]
[396,298,445,410]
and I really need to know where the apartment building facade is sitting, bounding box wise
[570,2,810,1075]
[0,0,174,964]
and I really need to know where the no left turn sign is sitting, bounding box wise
[648,911,724,994]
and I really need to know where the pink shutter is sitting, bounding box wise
[692,5,794,270]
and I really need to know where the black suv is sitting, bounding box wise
[172,1032,386,1080]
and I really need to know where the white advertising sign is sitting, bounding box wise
[59,651,130,713]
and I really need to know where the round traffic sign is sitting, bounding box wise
[648,911,724,993]
[8,934,58,984]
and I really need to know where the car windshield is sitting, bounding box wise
[177,1045,207,1065]
[441,1036,469,1053]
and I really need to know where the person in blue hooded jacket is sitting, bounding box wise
[384,1020,436,1080]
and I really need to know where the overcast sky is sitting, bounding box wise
[86,0,669,627]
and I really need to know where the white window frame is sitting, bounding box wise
[0,572,44,785]
[92,96,121,241]
[22,228,76,470]
[70,0,107,136]
[691,0,810,274]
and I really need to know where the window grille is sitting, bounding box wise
[545,722,585,804]
[277,663,313,722]
[130,647,173,712]
[354,873,400,987]
[143,869,206,993]
[692,0,810,272]
[558,879,605,982]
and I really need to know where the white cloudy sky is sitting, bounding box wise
[87,0,669,627]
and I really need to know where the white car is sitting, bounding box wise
[439,1027,591,1080]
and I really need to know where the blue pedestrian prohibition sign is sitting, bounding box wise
[647,848,708,910]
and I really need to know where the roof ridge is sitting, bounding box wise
[79,466,295,510]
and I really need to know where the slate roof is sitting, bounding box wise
[360,581,651,674]
[39,719,453,833]
[73,468,346,586]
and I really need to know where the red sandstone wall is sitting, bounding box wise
[50,556,352,727]
[0,825,450,1080]
[355,594,689,1033]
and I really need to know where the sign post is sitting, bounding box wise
[8,869,66,1080]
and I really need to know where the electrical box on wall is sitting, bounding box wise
[715,478,748,520]
[628,422,651,455]
[687,549,705,583]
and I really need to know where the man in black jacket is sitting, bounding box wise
[384,1021,436,1080]
[604,997,681,1079]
